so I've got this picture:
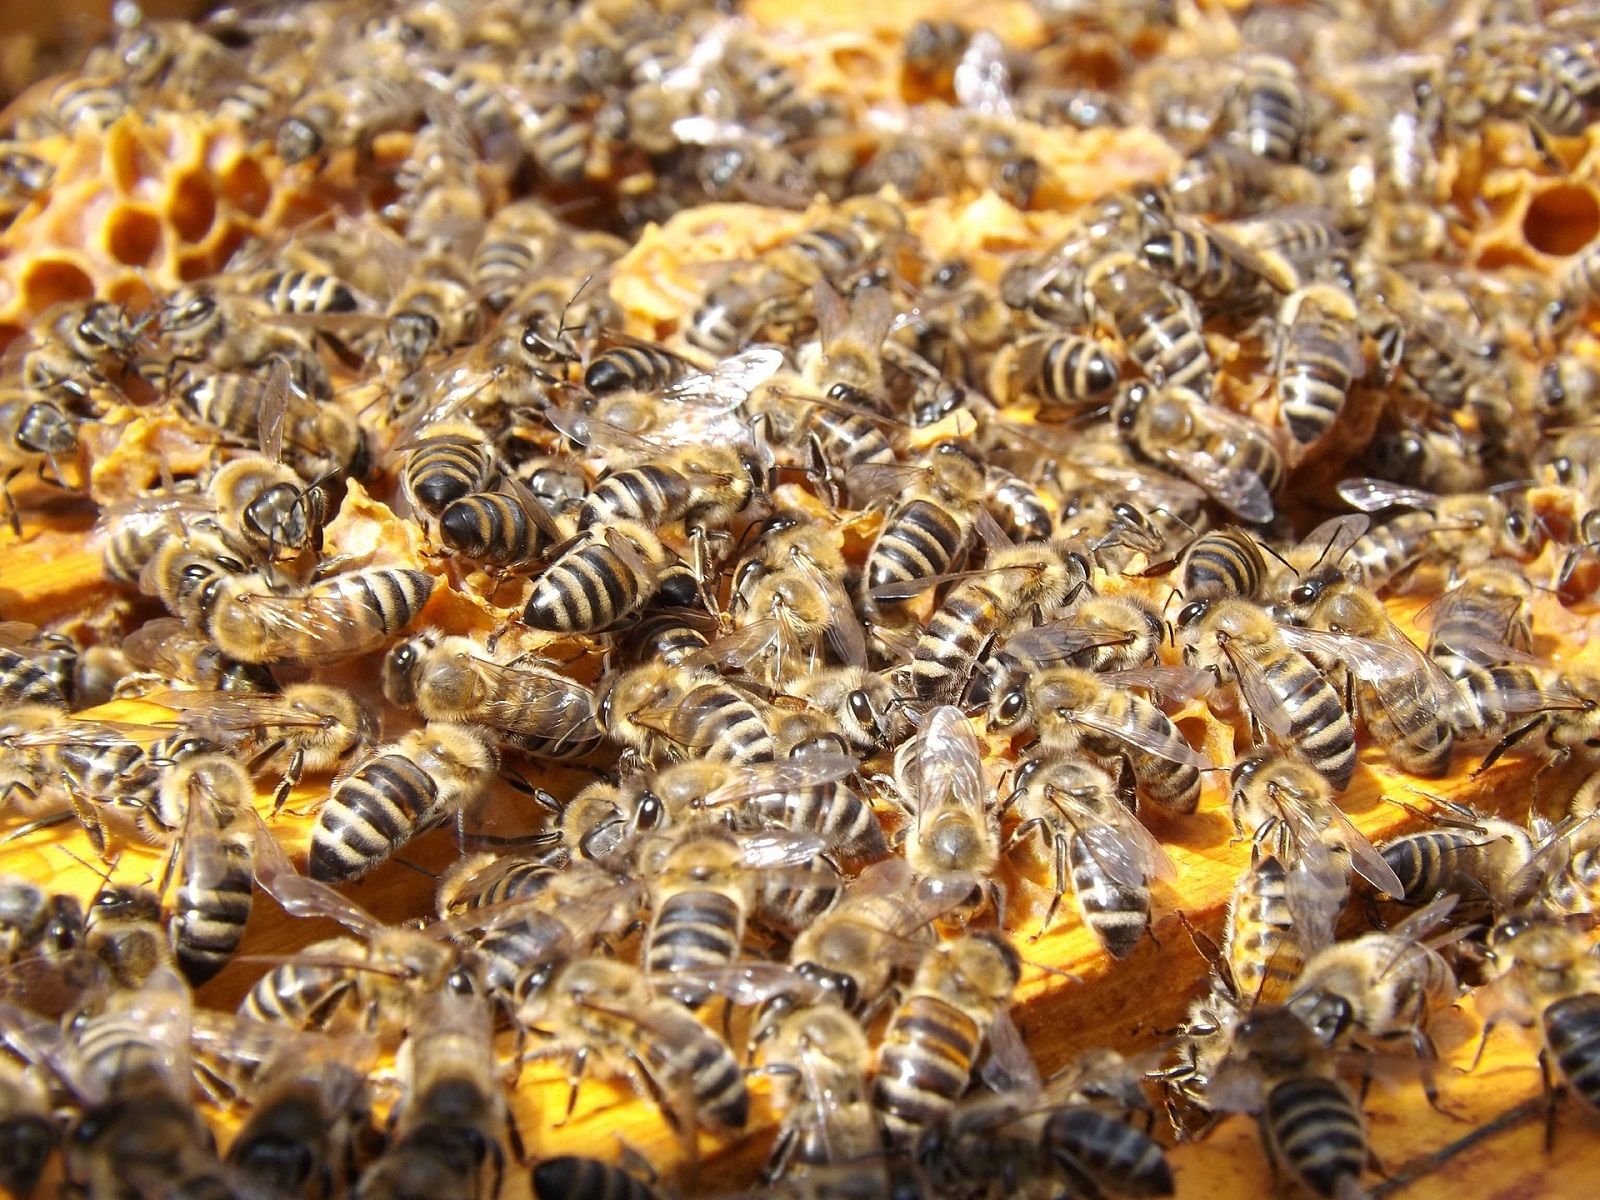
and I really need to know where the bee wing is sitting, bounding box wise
[844,461,929,507]
[999,621,1134,666]
[542,405,660,456]
[1336,477,1435,512]
[1063,706,1212,769]
[1069,805,1178,887]
[1323,807,1406,896]
[0,621,39,647]
[701,753,860,807]
[659,961,812,1006]
[1220,641,1297,738]
[740,830,830,868]
[1106,664,1215,703]
[466,660,598,740]
[144,688,328,732]
[1385,894,1459,945]
[602,526,663,585]
[907,706,987,826]
[1161,446,1275,525]
[1292,514,1370,569]
[1275,624,1468,725]
[980,1009,1042,1095]
[1285,847,1344,953]
[665,344,785,412]
[702,618,791,673]
[790,549,868,667]
[258,359,292,464]
[259,871,384,939]
[119,618,207,678]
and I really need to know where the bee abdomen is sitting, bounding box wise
[1261,654,1355,789]
[584,345,694,395]
[579,465,689,529]
[169,845,254,986]
[911,587,1005,702]
[240,958,357,1030]
[1070,836,1150,960]
[1044,1108,1174,1198]
[533,1156,660,1200]
[873,995,982,1147]
[647,892,743,986]
[1362,682,1454,778]
[0,648,68,708]
[408,443,497,516]
[868,500,966,593]
[811,408,895,467]
[1278,335,1352,446]
[310,755,438,883]
[1545,994,1600,1111]
[678,684,775,763]
[524,541,651,633]
[439,493,540,564]
[1265,1077,1365,1198]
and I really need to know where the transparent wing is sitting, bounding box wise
[1061,705,1212,769]
[790,548,869,667]
[666,345,785,412]
[1163,446,1275,525]
[1106,664,1216,703]
[907,706,987,828]
[259,871,383,939]
[1220,640,1298,738]
[700,754,860,807]
[1336,478,1435,512]
[259,359,291,464]
[739,829,830,868]
[1292,513,1370,569]
[1069,803,1178,887]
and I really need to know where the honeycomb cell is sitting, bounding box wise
[20,256,93,312]
[168,170,217,243]
[106,274,156,311]
[220,154,271,217]
[106,204,162,266]
[105,123,161,197]
[1524,184,1600,256]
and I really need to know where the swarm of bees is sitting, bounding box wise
[4,0,1600,1197]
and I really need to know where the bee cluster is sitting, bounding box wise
[4,0,1600,1197]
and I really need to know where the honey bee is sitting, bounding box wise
[1481,914,1600,1138]
[517,955,749,1134]
[993,332,1122,412]
[990,592,1167,681]
[309,721,498,883]
[719,532,867,691]
[0,630,71,710]
[1338,480,1542,594]
[383,633,600,761]
[1376,795,1540,911]
[1004,756,1177,954]
[811,280,894,407]
[226,1026,377,1199]
[646,752,885,863]
[532,1157,661,1200]
[276,76,423,165]
[872,931,1029,1150]
[577,441,758,534]
[386,261,483,372]
[206,455,330,566]
[159,753,258,986]
[788,664,908,754]
[641,824,831,1006]
[1085,254,1214,398]
[892,705,1003,914]
[1114,382,1284,525]
[859,442,993,606]
[1287,897,1460,1093]
[597,660,777,766]
[22,299,144,393]
[55,967,223,1200]
[116,617,276,696]
[0,144,55,225]
[1177,598,1358,791]
[1178,527,1270,603]
[177,368,368,482]
[0,392,78,534]
[85,874,175,992]
[190,566,436,665]
[1226,55,1310,163]
[990,666,1210,814]
[1205,1006,1369,1199]
[756,1001,885,1191]
[1272,266,1365,453]
[983,466,1055,544]
[398,418,503,523]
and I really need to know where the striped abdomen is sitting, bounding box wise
[584,344,695,395]
[578,465,690,530]
[1360,678,1454,778]
[639,1009,749,1128]
[673,683,775,763]
[1226,856,1301,1001]
[1263,1077,1365,1198]
[911,580,1009,702]
[745,782,886,860]
[169,838,254,986]
[646,890,743,1005]
[1278,315,1354,447]
[867,499,970,597]
[1545,993,1600,1112]
[872,993,982,1149]
[439,493,541,564]
[1071,832,1150,960]
[405,438,497,517]
[310,754,439,883]
[1182,530,1266,601]
[533,1157,660,1200]
[0,649,66,708]
[238,937,362,1029]
[807,405,895,469]
[1253,650,1356,790]
[523,537,656,633]
[1044,1107,1174,1198]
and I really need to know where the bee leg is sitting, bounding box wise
[1540,1048,1561,1151]
[504,1106,527,1167]
[559,1045,591,1126]
[0,467,20,536]
[761,1125,797,1184]
[271,748,305,815]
